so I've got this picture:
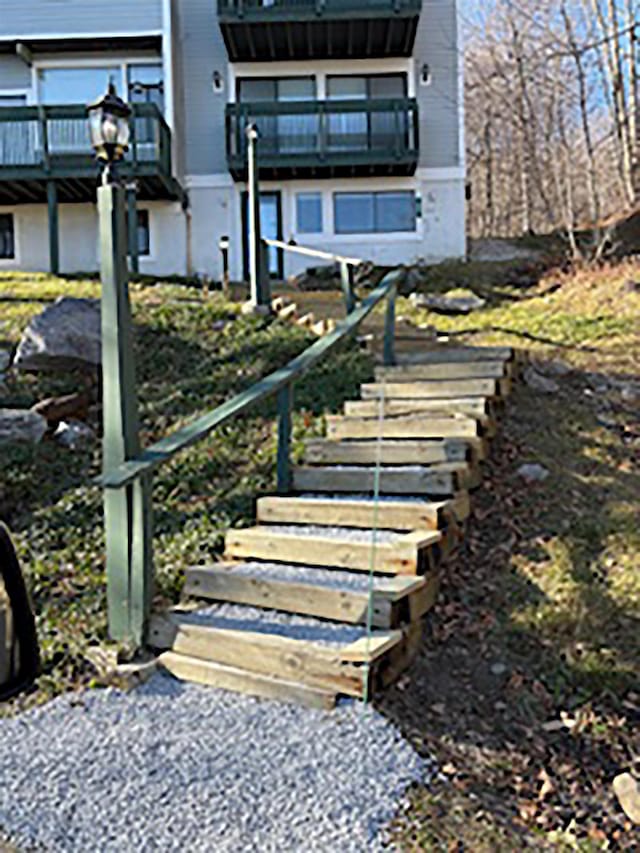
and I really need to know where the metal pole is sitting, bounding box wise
[340,260,356,314]
[383,282,397,367]
[46,180,59,276]
[276,382,293,493]
[126,183,139,276]
[99,177,153,647]
[246,124,270,312]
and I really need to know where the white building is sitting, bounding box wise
[0,0,466,281]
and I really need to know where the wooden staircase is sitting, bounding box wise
[153,345,525,708]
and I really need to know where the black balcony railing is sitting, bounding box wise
[226,98,419,179]
[218,0,422,20]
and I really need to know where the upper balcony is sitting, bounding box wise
[217,0,422,62]
[0,103,184,205]
[226,97,419,180]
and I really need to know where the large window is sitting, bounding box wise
[238,77,317,155]
[326,74,407,153]
[334,192,416,234]
[128,65,164,146]
[0,214,15,259]
[296,193,323,234]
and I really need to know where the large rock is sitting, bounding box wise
[14,298,101,372]
[524,367,560,394]
[412,291,486,315]
[0,409,47,445]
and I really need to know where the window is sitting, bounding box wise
[334,192,416,234]
[296,193,323,234]
[0,214,15,259]
[136,210,150,257]
[39,67,116,105]
[128,65,164,145]
[326,74,407,153]
[237,77,317,155]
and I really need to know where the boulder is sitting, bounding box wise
[415,291,486,315]
[0,409,47,445]
[0,350,11,372]
[14,298,101,372]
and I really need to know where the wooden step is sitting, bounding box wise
[361,378,499,400]
[344,397,492,420]
[224,525,441,575]
[277,303,297,321]
[304,437,471,466]
[397,346,515,364]
[375,362,507,382]
[159,652,338,711]
[150,607,407,698]
[292,463,473,496]
[184,563,438,629]
[326,413,481,441]
[257,494,467,529]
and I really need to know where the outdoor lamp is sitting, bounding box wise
[219,235,230,253]
[87,82,132,179]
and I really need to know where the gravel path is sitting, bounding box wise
[227,561,385,592]
[0,676,433,852]
[259,524,401,544]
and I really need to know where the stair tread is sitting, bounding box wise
[159,652,338,710]
[187,561,424,597]
[163,604,399,655]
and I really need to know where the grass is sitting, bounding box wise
[0,271,372,708]
[383,257,640,849]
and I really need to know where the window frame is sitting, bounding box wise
[296,192,324,235]
[333,191,416,235]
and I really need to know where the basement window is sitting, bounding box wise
[334,192,416,234]
[136,210,150,257]
[296,193,323,234]
[0,214,15,259]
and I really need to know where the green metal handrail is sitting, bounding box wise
[102,268,399,491]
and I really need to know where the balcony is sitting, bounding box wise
[0,103,184,205]
[218,0,422,61]
[226,98,419,180]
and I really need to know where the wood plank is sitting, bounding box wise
[396,346,514,364]
[184,565,394,628]
[361,378,498,399]
[224,526,442,575]
[326,414,480,441]
[159,652,338,711]
[341,630,404,663]
[344,397,491,419]
[304,438,469,466]
[257,495,452,530]
[292,465,461,497]
[375,361,507,381]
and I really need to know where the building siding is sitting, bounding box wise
[176,0,229,176]
[415,0,461,169]
[0,55,31,90]
[0,1,162,37]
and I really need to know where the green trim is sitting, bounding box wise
[101,268,401,490]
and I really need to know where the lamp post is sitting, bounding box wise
[246,123,271,313]
[88,84,152,647]
[219,234,230,297]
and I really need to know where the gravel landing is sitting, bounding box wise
[260,524,400,544]
[227,561,384,593]
[0,676,433,852]
[181,603,371,647]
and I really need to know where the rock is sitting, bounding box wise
[517,463,550,484]
[54,419,96,449]
[524,367,560,394]
[14,297,101,372]
[0,409,47,445]
[211,320,227,332]
[620,384,640,403]
[32,391,90,427]
[539,359,572,377]
[612,773,640,824]
[419,291,487,315]
[400,267,425,296]
[0,350,11,372]
[490,662,507,676]
[596,412,618,428]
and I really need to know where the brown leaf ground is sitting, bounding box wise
[381,258,640,850]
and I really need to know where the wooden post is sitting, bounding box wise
[126,183,139,276]
[276,382,293,494]
[383,282,396,367]
[340,261,356,314]
[46,180,59,276]
[99,180,153,647]
[246,124,270,311]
